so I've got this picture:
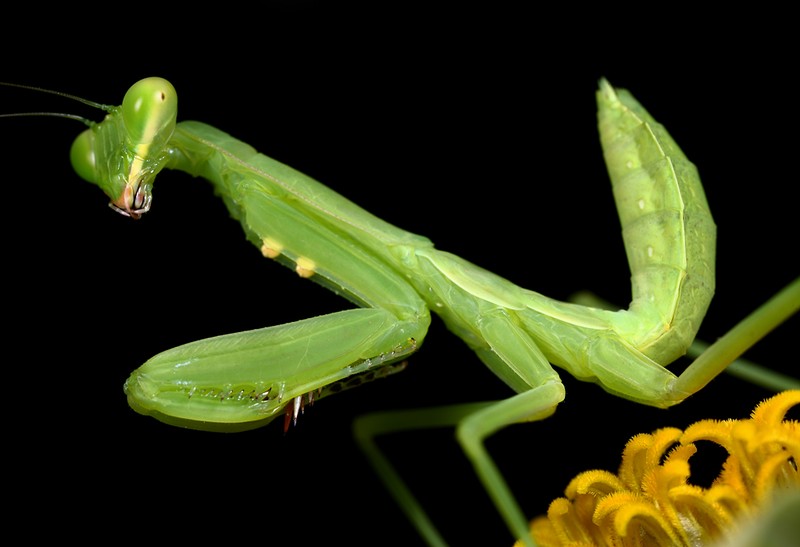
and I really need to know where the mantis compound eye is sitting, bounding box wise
[70,128,98,184]
[122,77,177,147]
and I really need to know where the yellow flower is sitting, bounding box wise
[517,390,800,547]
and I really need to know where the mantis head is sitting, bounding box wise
[70,77,178,219]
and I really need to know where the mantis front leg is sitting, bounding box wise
[125,307,429,430]
[123,134,437,428]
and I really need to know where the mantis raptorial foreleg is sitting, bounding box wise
[122,149,435,427]
[127,308,426,429]
[3,76,797,547]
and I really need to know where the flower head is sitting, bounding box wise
[517,391,800,547]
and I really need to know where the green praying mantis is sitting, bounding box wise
[3,77,798,546]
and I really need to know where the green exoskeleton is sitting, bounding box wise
[12,77,799,546]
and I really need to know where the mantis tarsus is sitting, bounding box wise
[4,77,797,546]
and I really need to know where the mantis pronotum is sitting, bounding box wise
[3,76,797,546]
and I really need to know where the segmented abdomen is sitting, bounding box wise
[597,80,716,364]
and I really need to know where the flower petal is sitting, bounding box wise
[751,390,800,425]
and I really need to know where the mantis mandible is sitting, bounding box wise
[3,77,798,546]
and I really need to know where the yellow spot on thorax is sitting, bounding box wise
[295,257,316,278]
[260,238,283,259]
[260,237,315,278]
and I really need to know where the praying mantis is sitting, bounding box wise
[3,74,796,547]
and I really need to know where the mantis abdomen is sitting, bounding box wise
[597,80,715,364]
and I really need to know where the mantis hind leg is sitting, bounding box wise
[353,401,493,547]
[353,384,564,547]
[672,276,800,398]
[456,383,565,547]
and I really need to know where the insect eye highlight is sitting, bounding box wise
[121,77,177,147]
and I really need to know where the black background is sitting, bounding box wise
[3,5,797,545]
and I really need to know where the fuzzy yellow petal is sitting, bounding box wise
[713,454,752,502]
[520,516,558,547]
[680,419,736,449]
[618,428,682,491]
[595,491,683,546]
[543,497,596,545]
[646,428,685,469]
[520,392,800,547]
[617,433,654,491]
[669,483,734,541]
[565,470,626,499]
[750,390,800,425]
[754,451,800,502]
[704,483,750,519]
